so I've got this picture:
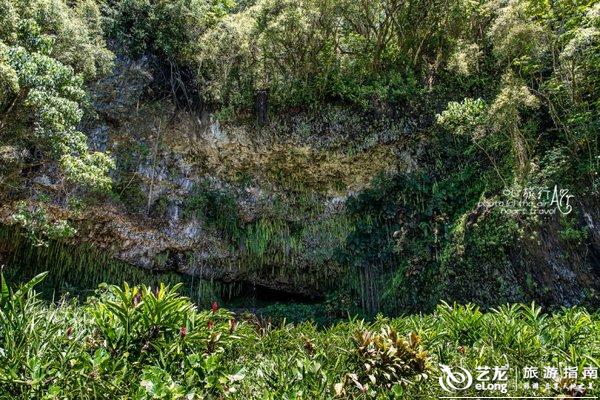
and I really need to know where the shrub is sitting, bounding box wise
[342,326,430,394]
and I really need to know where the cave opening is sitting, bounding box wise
[224,281,322,310]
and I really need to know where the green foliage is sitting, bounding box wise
[435,302,485,347]
[179,180,351,292]
[98,0,488,109]
[104,0,235,62]
[0,224,240,305]
[194,0,472,109]
[559,213,589,245]
[10,201,76,246]
[183,181,241,238]
[0,0,113,78]
[0,0,114,191]
[258,302,329,326]
[88,282,194,355]
[339,133,493,314]
[444,207,518,267]
[345,327,430,394]
[1,0,599,334]
[433,0,599,186]
[0,274,246,399]
[2,274,600,398]
[436,98,487,137]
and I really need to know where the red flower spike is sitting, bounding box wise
[207,320,214,330]
[180,326,187,337]
[211,301,219,312]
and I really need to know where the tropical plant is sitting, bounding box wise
[343,326,430,394]
[1,273,600,398]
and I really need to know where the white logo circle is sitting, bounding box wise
[439,364,473,392]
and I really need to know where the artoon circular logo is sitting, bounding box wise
[439,364,473,392]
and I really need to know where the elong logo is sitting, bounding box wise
[439,364,473,392]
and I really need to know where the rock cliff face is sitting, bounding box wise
[2,53,598,312]
[71,54,424,297]
[442,199,600,309]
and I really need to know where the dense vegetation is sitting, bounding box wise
[2,274,600,399]
[1,0,597,315]
[0,0,114,190]
[4,0,598,181]
[1,0,599,397]
[1,3,600,398]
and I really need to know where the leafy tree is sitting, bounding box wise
[104,0,235,62]
[0,0,114,191]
